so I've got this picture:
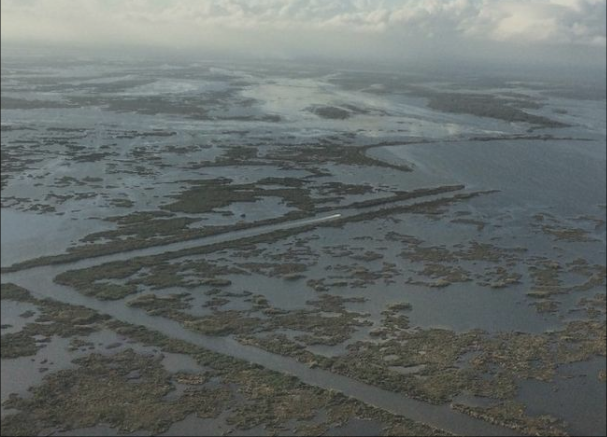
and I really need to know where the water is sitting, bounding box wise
[1,267,518,436]
[2,54,604,436]
[518,358,607,436]
[0,209,114,267]
[372,138,606,214]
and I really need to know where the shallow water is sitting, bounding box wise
[2,55,605,436]
[2,267,518,436]
[371,138,606,214]
[518,358,607,436]
[0,209,115,267]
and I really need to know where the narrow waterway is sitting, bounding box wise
[1,267,519,437]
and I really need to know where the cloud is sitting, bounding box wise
[464,0,607,46]
[1,0,605,63]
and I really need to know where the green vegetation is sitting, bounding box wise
[1,285,450,436]
[411,89,568,128]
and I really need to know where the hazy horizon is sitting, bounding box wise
[2,0,606,71]
[2,3,606,437]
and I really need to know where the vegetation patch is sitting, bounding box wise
[0,283,109,358]
[451,402,567,436]
[2,349,232,436]
[410,89,568,128]
[1,285,449,436]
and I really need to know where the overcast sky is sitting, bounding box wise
[2,0,606,67]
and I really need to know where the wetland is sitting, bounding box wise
[1,54,605,436]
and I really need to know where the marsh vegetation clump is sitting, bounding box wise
[2,349,233,436]
[1,283,110,358]
[1,285,450,437]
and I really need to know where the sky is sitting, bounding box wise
[1,0,606,68]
